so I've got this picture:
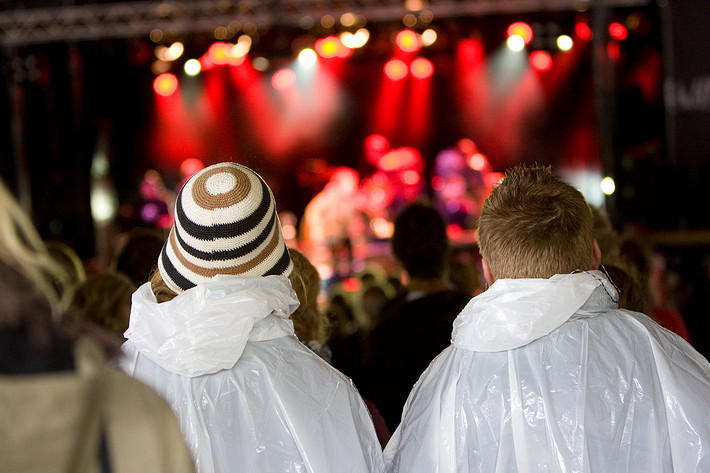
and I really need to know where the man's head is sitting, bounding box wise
[477,164,599,281]
[392,202,449,280]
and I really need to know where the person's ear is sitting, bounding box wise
[481,258,495,286]
[591,239,602,270]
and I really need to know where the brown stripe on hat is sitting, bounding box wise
[157,162,293,293]
[167,220,284,278]
[191,165,252,210]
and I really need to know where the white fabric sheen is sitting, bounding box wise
[384,273,710,473]
[452,271,612,352]
[125,274,298,377]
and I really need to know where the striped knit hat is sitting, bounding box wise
[158,162,293,293]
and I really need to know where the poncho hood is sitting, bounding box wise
[124,274,299,377]
[453,270,618,352]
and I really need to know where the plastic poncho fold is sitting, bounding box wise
[120,275,385,473]
[384,270,710,473]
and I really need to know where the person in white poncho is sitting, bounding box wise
[119,162,384,473]
[384,164,710,473]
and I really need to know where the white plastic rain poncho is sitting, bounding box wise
[384,270,710,473]
[119,275,384,473]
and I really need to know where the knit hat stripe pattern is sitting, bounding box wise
[158,162,293,293]
[173,178,277,261]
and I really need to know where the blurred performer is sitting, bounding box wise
[300,166,364,282]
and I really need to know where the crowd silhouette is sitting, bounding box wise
[2,161,710,472]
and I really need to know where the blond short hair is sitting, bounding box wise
[477,164,594,279]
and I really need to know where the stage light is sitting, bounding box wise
[410,57,434,79]
[607,42,620,61]
[557,35,573,51]
[184,58,201,76]
[507,35,525,51]
[340,12,356,27]
[601,176,616,195]
[91,186,117,223]
[153,72,178,96]
[384,59,408,80]
[271,68,296,90]
[298,48,318,66]
[371,217,394,239]
[530,50,552,71]
[208,42,231,65]
[402,170,421,185]
[180,158,204,177]
[252,57,269,71]
[396,29,421,52]
[575,22,593,41]
[165,42,184,61]
[340,28,370,48]
[468,153,487,171]
[609,22,628,41]
[320,14,335,28]
[315,36,343,58]
[507,22,533,45]
[421,29,437,47]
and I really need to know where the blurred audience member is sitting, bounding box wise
[62,272,136,358]
[0,177,194,473]
[361,201,471,431]
[288,247,391,448]
[119,163,384,473]
[111,228,165,287]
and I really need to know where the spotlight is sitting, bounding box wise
[507,35,525,52]
[396,30,421,53]
[421,29,437,47]
[601,177,616,195]
[575,22,593,41]
[298,48,318,66]
[529,51,552,71]
[153,73,178,96]
[315,36,343,58]
[609,22,628,41]
[271,68,297,90]
[184,58,202,76]
[507,22,533,45]
[384,59,408,80]
[557,35,573,51]
[410,57,434,79]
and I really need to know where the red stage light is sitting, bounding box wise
[410,58,434,79]
[364,134,390,154]
[396,30,422,53]
[378,147,421,171]
[180,158,204,178]
[431,175,445,191]
[507,22,533,45]
[271,68,296,90]
[468,153,487,171]
[153,73,178,96]
[402,170,421,185]
[607,42,620,61]
[384,59,408,80]
[315,36,343,58]
[575,22,593,41]
[208,42,231,65]
[530,51,553,71]
[609,22,628,41]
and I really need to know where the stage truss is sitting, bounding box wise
[1,0,649,47]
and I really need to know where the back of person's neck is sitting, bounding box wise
[406,277,451,301]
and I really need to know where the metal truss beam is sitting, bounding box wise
[0,0,649,47]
